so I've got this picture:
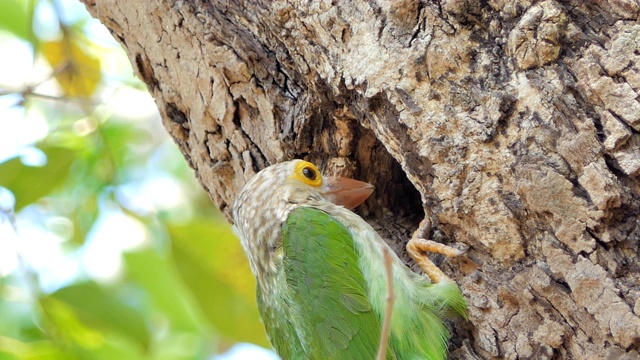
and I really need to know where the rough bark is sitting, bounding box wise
[82,0,640,358]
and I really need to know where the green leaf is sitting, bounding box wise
[0,147,76,211]
[39,298,144,360]
[98,121,152,171]
[0,0,29,41]
[69,194,98,246]
[169,218,269,347]
[0,336,64,360]
[49,282,149,348]
[123,250,208,335]
[124,250,218,359]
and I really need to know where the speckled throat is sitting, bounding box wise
[233,163,324,294]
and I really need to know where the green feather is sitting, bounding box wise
[386,278,464,360]
[257,284,303,359]
[337,210,467,360]
[280,206,391,359]
[257,206,466,360]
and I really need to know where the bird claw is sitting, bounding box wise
[406,217,469,284]
[449,242,470,256]
[412,218,432,240]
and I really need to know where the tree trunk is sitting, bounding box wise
[81,0,640,358]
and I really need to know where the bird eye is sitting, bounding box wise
[302,167,317,180]
[293,160,322,187]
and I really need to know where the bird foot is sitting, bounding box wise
[406,217,468,284]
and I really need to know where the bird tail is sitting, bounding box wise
[428,280,468,320]
[388,277,467,360]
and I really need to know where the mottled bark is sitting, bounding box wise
[82,0,640,358]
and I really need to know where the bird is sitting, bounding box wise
[233,159,467,360]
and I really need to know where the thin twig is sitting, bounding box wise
[376,246,395,360]
[0,88,102,105]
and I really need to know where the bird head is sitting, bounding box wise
[235,159,373,214]
[233,159,374,281]
[283,159,375,210]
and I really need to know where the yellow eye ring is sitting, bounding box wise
[292,161,323,187]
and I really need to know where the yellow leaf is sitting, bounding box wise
[42,38,102,97]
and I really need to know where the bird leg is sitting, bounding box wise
[406,217,468,284]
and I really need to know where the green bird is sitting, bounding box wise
[233,159,467,360]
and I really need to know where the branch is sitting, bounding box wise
[0,87,101,105]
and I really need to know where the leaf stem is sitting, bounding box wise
[376,246,395,360]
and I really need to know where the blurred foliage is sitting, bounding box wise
[0,1,269,359]
[42,37,101,97]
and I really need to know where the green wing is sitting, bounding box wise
[257,285,303,360]
[282,207,388,360]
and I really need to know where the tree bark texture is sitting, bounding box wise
[82,0,640,358]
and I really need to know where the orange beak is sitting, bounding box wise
[323,176,374,210]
